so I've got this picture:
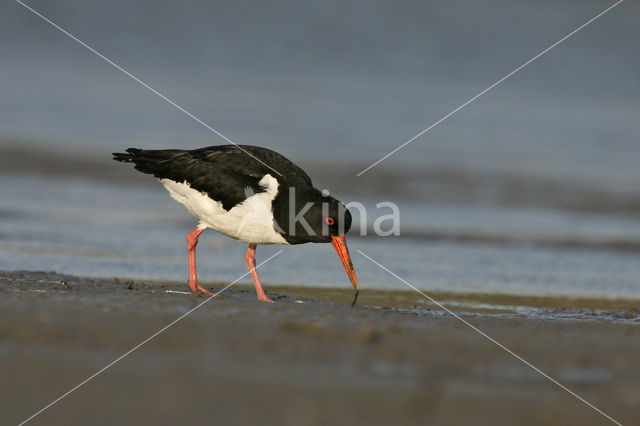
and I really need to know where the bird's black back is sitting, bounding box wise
[113,145,313,211]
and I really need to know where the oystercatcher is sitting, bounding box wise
[113,145,359,305]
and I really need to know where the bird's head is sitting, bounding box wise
[274,187,359,305]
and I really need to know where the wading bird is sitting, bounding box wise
[113,145,359,305]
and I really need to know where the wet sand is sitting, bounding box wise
[2,270,639,425]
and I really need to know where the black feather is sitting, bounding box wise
[112,145,313,211]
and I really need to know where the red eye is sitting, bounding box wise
[325,217,334,225]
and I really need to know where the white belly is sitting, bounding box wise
[159,176,289,245]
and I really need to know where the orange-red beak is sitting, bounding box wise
[331,235,359,306]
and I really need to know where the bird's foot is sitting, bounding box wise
[257,295,274,303]
[189,282,218,297]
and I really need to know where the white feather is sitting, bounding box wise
[159,174,288,245]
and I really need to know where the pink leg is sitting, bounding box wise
[186,226,214,296]
[244,244,273,302]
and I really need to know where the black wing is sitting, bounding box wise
[113,145,313,211]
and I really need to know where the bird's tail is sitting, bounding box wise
[112,148,187,176]
[112,148,143,163]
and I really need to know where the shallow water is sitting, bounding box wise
[1,0,639,299]
[1,172,639,299]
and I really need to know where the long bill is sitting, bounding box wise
[331,235,359,306]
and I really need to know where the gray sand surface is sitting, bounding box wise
[2,270,639,425]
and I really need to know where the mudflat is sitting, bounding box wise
[2,270,638,426]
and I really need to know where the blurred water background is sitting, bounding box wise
[1,0,638,298]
